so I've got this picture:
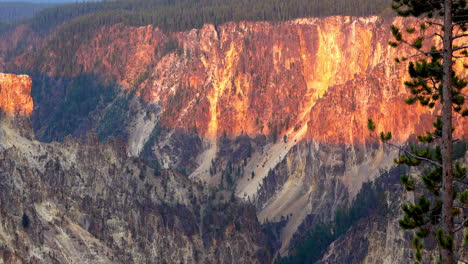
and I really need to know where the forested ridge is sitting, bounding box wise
[0,2,58,22]
[2,0,392,34]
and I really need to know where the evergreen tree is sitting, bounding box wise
[22,213,30,228]
[369,0,467,262]
[1,0,394,35]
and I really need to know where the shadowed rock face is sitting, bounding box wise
[0,14,466,263]
[0,75,271,263]
[316,174,414,264]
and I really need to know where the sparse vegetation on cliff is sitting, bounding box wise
[277,168,397,263]
[97,95,130,141]
[31,73,117,142]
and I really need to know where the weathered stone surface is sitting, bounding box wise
[0,73,33,117]
[0,123,271,263]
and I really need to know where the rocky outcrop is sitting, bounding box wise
[0,73,33,117]
[315,169,413,264]
[318,213,413,264]
[0,126,272,263]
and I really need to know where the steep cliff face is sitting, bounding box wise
[0,73,33,117]
[15,17,465,140]
[317,155,468,264]
[317,172,414,264]
[0,15,466,262]
[6,16,465,145]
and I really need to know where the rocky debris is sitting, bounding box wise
[0,90,272,263]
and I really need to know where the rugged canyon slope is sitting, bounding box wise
[0,74,271,263]
[0,15,466,263]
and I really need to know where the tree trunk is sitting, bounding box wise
[441,0,454,263]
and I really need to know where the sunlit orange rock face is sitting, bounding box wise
[304,17,467,144]
[307,70,468,145]
[72,16,464,143]
[0,73,33,117]
[153,17,386,139]
[8,16,467,143]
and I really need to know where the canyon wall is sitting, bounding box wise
[0,15,466,262]
[12,16,465,140]
[0,73,272,263]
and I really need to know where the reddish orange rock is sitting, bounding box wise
[0,73,33,116]
[4,17,466,144]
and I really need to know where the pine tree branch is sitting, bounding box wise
[453,218,468,232]
[454,178,468,185]
[428,32,444,40]
[405,51,443,60]
[398,39,431,55]
[396,40,445,71]
[384,141,443,168]
[453,45,468,51]
[420,132,460,143]
[427,0,442,3]
[453,33,468,39]
[428,21,445,28]
[453,20,468,26]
